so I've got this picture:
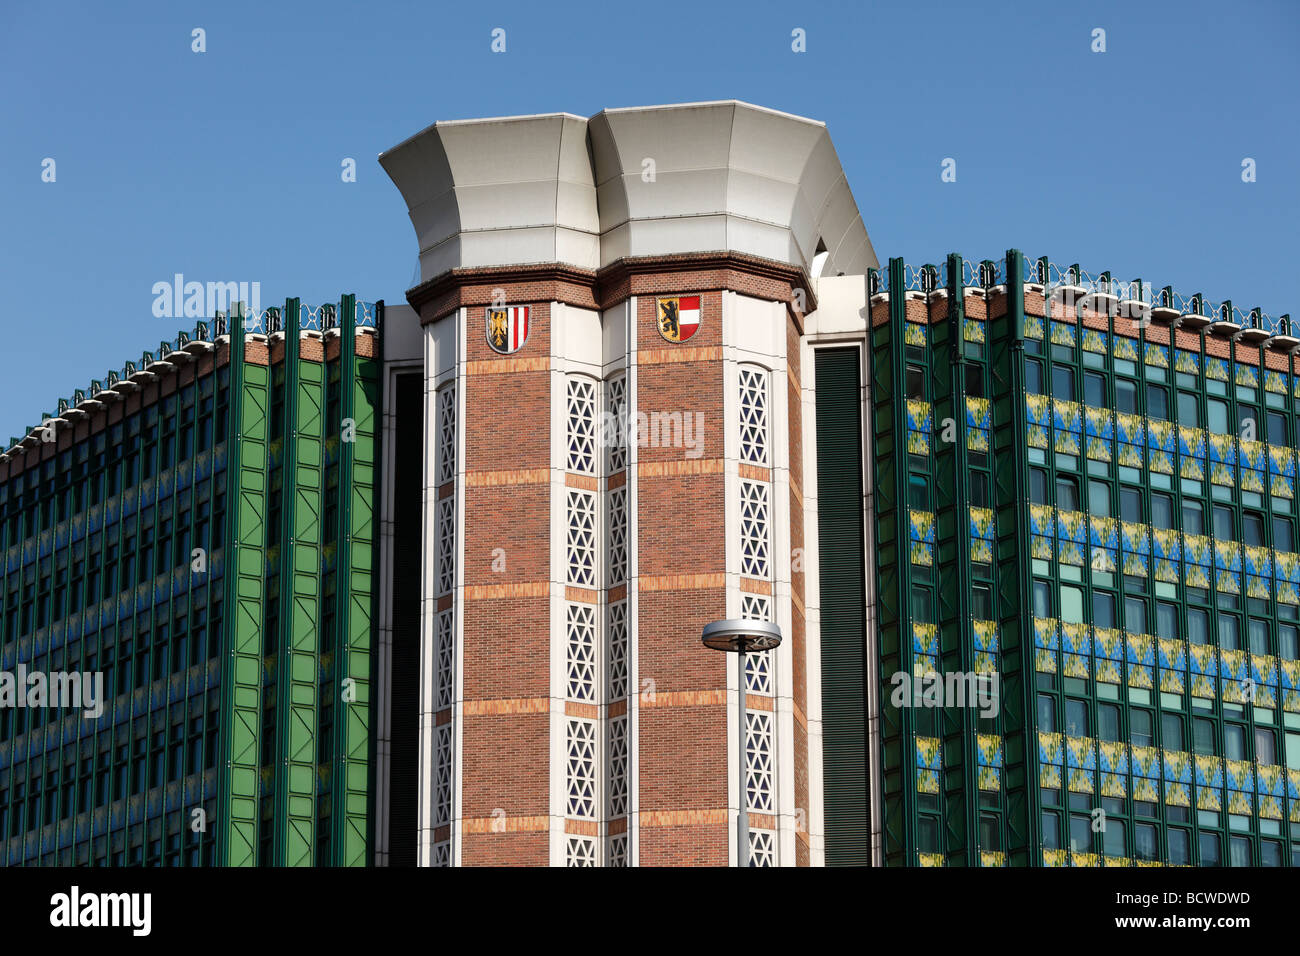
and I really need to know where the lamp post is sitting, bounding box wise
[701,618,783,867]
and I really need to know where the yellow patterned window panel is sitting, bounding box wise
[964,317,986,344]
[1117,412,1146,469]
[1026,393,1050,450]
[1163,750,1192,808]
[1112,335,1139,362]
[1062,621,1090,678]
[1158,638,1187,695]
[1245,545,1273,601]
[1276,551,1300,606]
[1152,527,1181,584]
[918,852,945,867]
[1209,433,1236,487]
[912,621,939,677]
[906,399,932,456]
[980,851,1006,867]
[916,736,942,794]
[1104,856,1131,868]
[1175,350,1200,375]
[1220,648,1248,704]
[1257,764,1284,821]
[1252,654,1278,708]
[1058,509,1087,566]
[1127,633,1155,690]
[905,320,927,348]
[1146,418,1175,475]
[1265,369,1288,394]
[1283,660,1300,713]
[1130,745,1161,803]
[1054,400,1082,456]
[1183,533,1212,589]
[1236,363,1259,389]
[909,510,935,567]
[1270,444,1296,499]
[1099,741,1128,798]
[1038,731,1063,789]
[972,619,999,673]
[1051,321,1077,348]
[1195,755,1223,812]
[1066,735,1096,794]
[1030,504,1055,561]
[1135,858,1165,868]
[1023,314,1044,340]
[1226,759,1255,816]
[1042,848,1068,867]
[1083,328,1107,354]
[977,734,1002,792]
[1093,627,1123,684]
[1034,617,1059,675]
[1085,406,1113,463]
[1179,426,1206,481]
[1189,643,1217,700]
[969,506,995,564]
[1240,439,1267,493]
[1071,852,1099,868]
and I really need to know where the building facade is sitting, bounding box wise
[0,303,381,865]
[2,100,1298,867]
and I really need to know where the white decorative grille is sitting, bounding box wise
[608,832,628,868]
[567,836,597,867]
[741,594,773,695]
[739,480,771,579]
[606,375,627,474]
[436,495,455,596]
[434,723,452,827]
[566,489,598,587]
[608,714,628,818]
[748,830,775,867]
[436,607,454,711]
[745,710,774,813]
[607,600,628,701]
[566,603,598,703]
[567,377,598,474]
[437,384,456,485]
[739,366,769,466]
[566,718,598,818]
[608,484,628,586]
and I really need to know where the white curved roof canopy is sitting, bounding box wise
[379,100,877,286]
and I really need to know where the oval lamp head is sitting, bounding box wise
[701,618,783,653]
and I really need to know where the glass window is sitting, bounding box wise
[1267,411,1287,447]
[1238,404,1258,439]
[917,816,939,852]
[968,366,986,399]
[1103,820,1125,858]
[1151,493,1173,529]
[972,585,992,620]
[1244,513,1265,548]
[1066,699,1088,737]
[1207,398,1229,436]
[1125,597,1147,633]
[1168,828,1190,866]
[1147,385,1169,421]
[1184,501,1204,536]
[1025,360,1043,395]
[1218,616,1239,650]
[1177,391,1199,427]
[1229,836,1253,866]
[1060,585,1084,624]
[1037,694,1056,733]
[1030,468,1048,505]
[1069,815,1092,853]
[1157,602,1178,640]
[1261,841,1283,867]
[1033,580,1051,619]
[1056,476,1079,512]
[906,366,925,400]
[1093,591,1116,629]
[1187,607,1209,645]
[1120,487,1142,524]
[1274,516,1294,551]
[1194,718,1215,755]
[1213,505,1234,541]
[1088,479,1111,517]
[1084,372,1104,408]
[1134,823,1158,862]
[1255,728,1276,765]
[1161,713,1184,751]
[1115,379,1137,414]
[979,813,1000,850]
[1287,732,1300,767]
[1225,724,1246,761]
[1281,623,1299,660]
[908,474,928,509]
[1042,813,1061,849]
[1098,703,1120,742]
[1249,619,1269,655]
[1052,365,1075,402]
[1199,832,1221,866]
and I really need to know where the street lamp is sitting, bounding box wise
[701,618,783,867]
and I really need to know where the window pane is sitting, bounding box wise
[1249,619,1269,655]
[1273,516,1294,551]
[906,366,925,400]
[1213,505,1233,541]
[1088,479,1111,517]
[1184,502,1204,536]
[1207,398,1229,436]
[1037,694,1056,733]
[1069,815,1092,853]
[1134,823,1158,862]
[1033,580,1051,618]
[1151,493,1173,529]
[1187,608,1208,645]
[1093,591,1116,629]
[1120,487,1142,524]
[1268,411,1287,447]
[1161,714,1183,751]
[1230,836,1251,867]
[1244,513,1264,548]
[1098,703,1120,742]
[1157,603,1178,641]
[1030,469,1048,504]
[1194,718,1215,755]
[1132,709,1153,747]
[1042,813,1061,849]
[1025,360,1043,395]
[1147,386,1169,421]
[1115,379,1137,414]
[1052,365,1075,402]
[1103,821,1125,858]
[1198,832,1220,866]
[1168,828,1190,866]
[1084,373,1104,408]
[1224,724,1245,761]
[1056,477,1079,512]
[1177,391,1198,427]
[1060,585,1084,624]
[1066,699,1088,736]
[1125,597,1147,633]
[1255,728,1276,765]
[1218,616,1239,650]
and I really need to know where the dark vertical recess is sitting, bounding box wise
[816,347,869,864]
[387,373,423,865]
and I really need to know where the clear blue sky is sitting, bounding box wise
[1,0,1296,438]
